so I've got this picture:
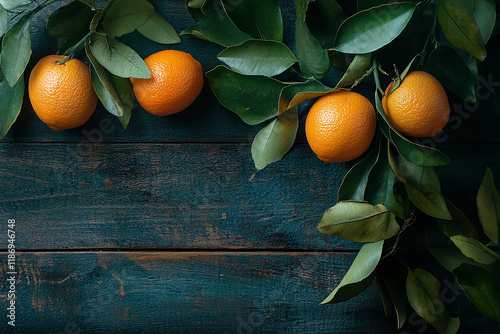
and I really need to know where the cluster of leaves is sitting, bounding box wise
[184,0,499,332]
[0,0,180,139]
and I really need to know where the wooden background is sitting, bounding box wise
[1,0,500,333]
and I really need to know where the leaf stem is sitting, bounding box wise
[372,58,385,96]
[419,5,438,66]
[56,31,93,65]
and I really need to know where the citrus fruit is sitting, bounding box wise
[28,55,97,131]
[382,71,450,137]
[305,90,376,163]
[131,50,204,116]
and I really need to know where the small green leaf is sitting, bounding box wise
[454,263,500,322]
[477,167,500,245]
[321,241,383,304]
[438,199,477,238]
[336,53,372,88]
[427,45,476,103]
[45,0,94,38]
[187,0,205,9]
[470,0,496,43]
[334,2,416,54]
[436,0,486,60]
[0,0,31,10]
[406,268,450,334]
[278,82,333,115]
[376,276,393,318]
[182,0,252,47]
[295,0,331,79]
[137,11,180,44]
[430,246,491,272]
[251,107,298,170]
[318,201,400,242]
[450,235,500,265]
[206,66,285,125]
[379,265,408,329]
[445,317,460,334]
[0,14,32,87]
[305,0,345,48]
[217,40,297,77]
[0,4,7,38]
[89,34,151,79]
[222,0,283,42]
[337,144,379,202]
[0,76,24,139]
[101,0,154,37]
[112,75,134,129]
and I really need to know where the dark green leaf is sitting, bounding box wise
[187,0,205,9]
[0,0,31,10]
[206,66,284,125]
[45,0,94,38]
[89,34,151,79]
[406,268,449,334]
[379,266,408,329]
[336,53,372,88]
[436,0,486,60]
[222,0,283,42]
[454,263,500,322]
[217,40,296,77]
[388,150,451,220]
[0,76,24,139]
[112,75,134,129]
[438,199,477,238]
[318,201,399,242]
[376,275,393,318]
[0,4,7,38]
[472,0,496,43]
[295,0,331,79]
[321,241,383,304]
[305,0,345,48]
[137,11,180,44]
[101,0,154,37]
[251,107,298,170]
[78,0,95,8]
[0,14,32,87]
[450,235,500,265]
[427,45,476,103]
[477,167,500,245]
[393,178,412,220]
[182,0,252,47]
[278,82,333,115]
[358,0,400,11]
[337,145,379,201]
[334,2,416,54]
[430,246,495,273]
[446,318,460,334]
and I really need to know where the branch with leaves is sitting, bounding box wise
[183,0,500,332]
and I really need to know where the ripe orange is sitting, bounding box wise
[382,71,450,137]
[131,50,204,116]
[28,55,97,131]
[305,90,376,163]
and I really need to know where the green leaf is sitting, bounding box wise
[438,199,477,238]
[0,14,32,87]
[431,246,495,273]
[337,144,378,202]
[0,76,24,139]
[358,0,400,11]
[101,0,154,37]
[0,0,31,10]
[294,0,331,79]
[454,263,500,322]
[336,53,372,88]
[89,34,151,79]
[477,167,500,245]
[450,235,500,265]
[206,66,285,125]
[388,150,451,220]
[222,0,283,42]
[182,0,252,47]
[471,0,496,43]
[406,268,450,334]
[45,0,94,38]
[446,317,460,334]
[112,75,133,129]
[376,276,393,318]
[379,265,408,329]
[376,88,450,167]
[427,45,476,103]
[278,82,333,115]
[334,2,416,54]
[251,107,298,170]
[137,11,180,44]
[0,4,7,38]
[305,0,345,48]
[321,241,383,304]
[78,0,95,8]
[217,40,297,77]
[318,201,400,242]
[365,138,406,219]
[436,0,486,60]
[187,0,205,9]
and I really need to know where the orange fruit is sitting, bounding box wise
[28,55,97,131]
[305,90,376,163]
[131,50,204,116]
[382,71,450,137]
